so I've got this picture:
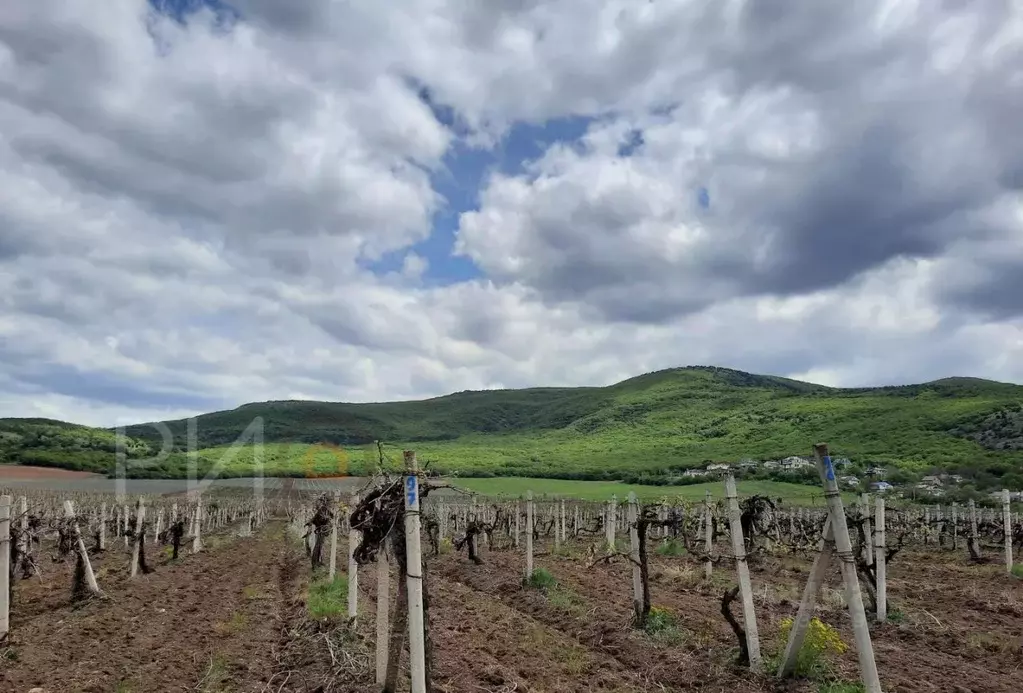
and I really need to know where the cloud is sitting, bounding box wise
[0,0,1021,428]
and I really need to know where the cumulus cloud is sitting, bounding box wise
[0,0,1021,427]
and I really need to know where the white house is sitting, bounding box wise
[706,463,731,472]
[869,481,894,492]
[738,459,760,470]
[762,460,780,469]
[839,475,859,488]
[866,466,887,478]
[780,456,813,470]
[683,468,710,478]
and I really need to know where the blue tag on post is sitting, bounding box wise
[406,475,417,507]
[823,455,835,481]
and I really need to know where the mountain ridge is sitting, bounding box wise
[3,366,1023,487]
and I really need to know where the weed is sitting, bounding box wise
[439,537,454,554]
[886,608,906,624]
[526,567,558,591]
[643,605,686,645]
[114,681,134,693]
[195,654,230,693]
[818,683,865,693]
[213,612,247,636]
[546,585,587,616]
[243,584,272,601]
[1011,564,1023,578]
[1,646,18,662]
[769,616,848,680]
[308,575,349,619]
[655,538,687,557]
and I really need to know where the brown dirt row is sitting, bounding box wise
[2,525,287,693]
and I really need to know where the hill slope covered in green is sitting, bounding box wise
[4,366,1023,487]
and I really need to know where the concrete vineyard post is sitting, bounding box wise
[628,492,643,623]
[703,491,713,580]
[0,495,9,640]
[122,504,129,549]
[402,451,427,693]
[439,501,447,541]
[1003,489,1013,573]
[329,493,339,581]
[560,499,566,545]
[514,500,521,549]
[376,549,390,685]
[860,493,873,566]
[17,496,27,561]
[525,491,534,579]
[778,517,835,678]
[874,497,887,622]
[556,497,564,544]
[64,500,101,595]
[348,493,361,620]
[951,503,958,550]
[724,474,761,671]
[814,444,881,693]
[574,506,580,538]
[99,502,107,551]
[969,499,979,556]
[606,496,616,550]
[192,496,203,554]
[130,497,146,578]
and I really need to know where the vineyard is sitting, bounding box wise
[2,447,1022,693]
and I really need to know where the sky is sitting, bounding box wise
[1,0,1022,427]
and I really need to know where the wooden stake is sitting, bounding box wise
[724,474,761,671]
[402,451,427,693]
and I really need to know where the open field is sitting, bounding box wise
[3,477,1022,693]
[450,477,851,504]
[1,466,846,505]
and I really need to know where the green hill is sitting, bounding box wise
[5,366,1023,489]
[0,418,152,472]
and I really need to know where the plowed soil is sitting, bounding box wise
[4,526,1022,692]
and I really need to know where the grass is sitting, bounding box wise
[655,538,688,556]
[1010,564,1023,578]
[818,684,866,693]
[525,567,558,590]
[643,606,687,644]
[212,612,247,636]
[307,575,349,619]
[6,366,1023,490]
[195,654,231,693]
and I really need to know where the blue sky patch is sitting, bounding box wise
[365,112,596,286]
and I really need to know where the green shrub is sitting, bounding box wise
[526,567,558,591]
[655,539,687,556]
